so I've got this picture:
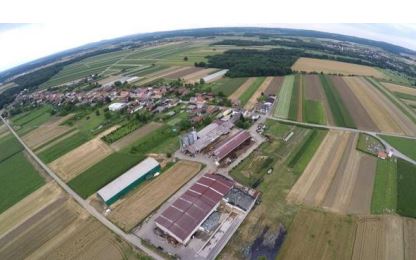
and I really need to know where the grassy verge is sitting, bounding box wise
[287,75,300,120]
[380,135,416,161]
[0,152,45,213]
[37,132,89,163]
[371,159,397,214]
[68,152,146,198]
[287,129,327,174]
[303,100,325,124]
[397,159,416,218]
[319,75,355,128]
[239,77,265,106]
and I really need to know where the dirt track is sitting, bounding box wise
[48,126,117,182]
[108,160,201,231]
[264,77,283,96]
[330,76,378,131]
[304,74,335,125]
[110,122,163,151]
[244,77,273,110]
[22,114,74,150]
[229,77,256,102]
[292,57,385,78]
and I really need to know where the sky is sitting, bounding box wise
[1,0,416,72]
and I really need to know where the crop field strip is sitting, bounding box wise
[319,75,356,128]
[228,77,256,102]
[244,76,273,110]
[238,77,266,106]
[182,68,218,83]
[371,158,397,214]
[291,57,386,78]
[109,122,163,151]
[380,135,416,161]
[208,77,248,96]
[287,74,302,121]
[108,160,202,231]
[274,75,295,118]
[48,126,117,182]
[365,77,416,131]
[303,74,330,124]
[264,76,283,96]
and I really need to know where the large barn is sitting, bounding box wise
[155,173,234,244]
[97,157,160,205]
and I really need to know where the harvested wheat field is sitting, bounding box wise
[229,77,256,103]
[183,68,217,83]
[163,66,202,79]
[138,66,185,85]
[382,82,416,96]
[352,215,407,260]
[22,114,74,150]
[244,76,273,110]
[264,76,283,96]
[292,58,385,78]
[110,122,163,151]
[0,183,63,236]
[288,132,376,215]
[49,126,116,182]
[278,208,356,260]
[330,76,378,131]
[304,74,334,125]
[108,160,202,231]
[344,76,416,135]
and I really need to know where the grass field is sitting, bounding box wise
[287,129,328,175]
[68,152,146,199]
[319,75,355,128]
[371,159,397,214]
[206,77,248,96]
[37,132,89,163]
[274,75,295,118]
[397,159,416,218]
[0,152,44,213]
[288,75,300,120]
[380,135,416,161]
[304,100,325,124]
[239,77,265,106]
[0,133,23,162]
[12,106,53,135]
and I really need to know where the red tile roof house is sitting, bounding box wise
[154,174,234,245]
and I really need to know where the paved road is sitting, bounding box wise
[0,116,163,260]
[267,115,416,165]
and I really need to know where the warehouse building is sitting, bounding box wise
[212,130,251,163]
[155,173,234,245]
[97,157,160,205]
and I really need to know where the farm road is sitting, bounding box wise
[266,115,416,165]
[0,116,164,260]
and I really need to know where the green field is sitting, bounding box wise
[319,75,355,128]
[371,159,397,214]
[393,92,416,101]
[287,129,327,175]
[288,75,300,120]
[239,77,265,106]
[380,135,416,161]
[128,125,178,155]
[0,133,23,162]
[0,152,44,213]
[68,152,145,199]
[206,77,248,96]
[37,132,89,163]
[397,159,416,218]
[303,100,325,124]
[274,75,295,118]
[12,106,53,135]
[102,121,143,144]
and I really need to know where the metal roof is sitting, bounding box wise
[155,174,234,244]
[97,157,159,202]
[213,130,251,161]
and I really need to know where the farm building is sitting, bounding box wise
[155,173,234,244]
[183,120,233,154]
[97,157,161,205]
[108,102,127,111]
[212,130,252,163]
